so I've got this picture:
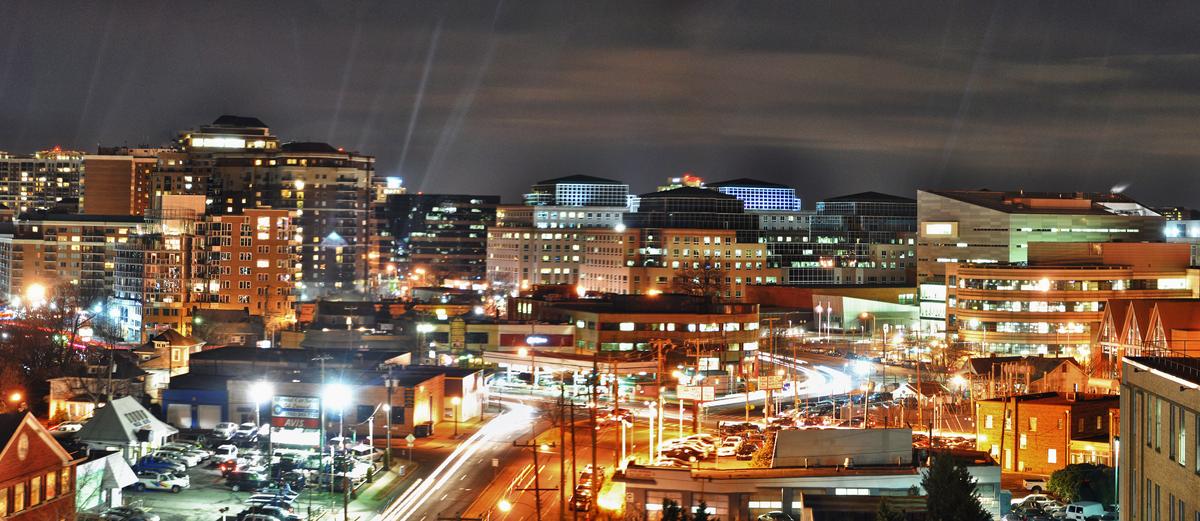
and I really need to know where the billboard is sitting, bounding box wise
[270,395,321,429]
[677,386,715,401]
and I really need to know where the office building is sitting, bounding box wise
[379,193,499,284]
[974,392,1118,474]
[768,191,916,285]
[708,178,802,211]
[487,175,629,290]
[524,174,630,208]
[1119,356,1200,521]
[0,148,85,214]
[0,213,144,303]
[155,115,375,299]
[946,242,1197,357]
[917,189,1164,282]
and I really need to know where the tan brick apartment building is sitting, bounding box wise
[975,392,1118,475]
[195,208,298,331]
[1119,357,1200,521]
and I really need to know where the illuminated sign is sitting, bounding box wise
[922,222,958,237]
[190,136,247,149]
[270,395,320,429]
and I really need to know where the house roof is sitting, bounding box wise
[0,412,72,466]
[1149,299,1200,334]
[140,329,203,350]
[895,381,948,396]
[536,174,623,185]
[959,356,1080,380]
[708,178,791,189]
[75,396,177,446]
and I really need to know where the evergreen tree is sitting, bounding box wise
[693,500,711,521]
[661,499,683,521]
[876,498,906,521]
[921,455,991,521]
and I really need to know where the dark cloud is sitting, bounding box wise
[1,0,1199,205]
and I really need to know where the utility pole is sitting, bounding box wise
[384,371,394,470]
[590,354,599,513]
[512,437,557,521]
[558,380,567,521]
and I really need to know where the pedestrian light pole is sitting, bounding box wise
[451,396,461,438]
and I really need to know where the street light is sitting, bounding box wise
[323,383,351,449]
[451,396,461,437]
[251,381,274,460]
[25,283,46,308]
[497,499,513,513]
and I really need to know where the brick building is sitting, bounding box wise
[974,392,1118,475]
[0,412,78,521]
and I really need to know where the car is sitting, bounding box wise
[578,467,605,489]
[244,494,299,511]
[214,444,239,462]
[163,442,213,460]
[1023,477,1048,493]
[52,421,85,432]
[1062,501,1105,521]
[570,490,593,511]
[736,443,759,460]
[214,422,239,438]
[254,483,301,501]
[134,455,186,474]
[100,507,161,521]
[131,470,189,493]
[756,512,795,521]
[238,505,302,521]
[227,471,273,492]
[151,449,202,466]
[716,438,741,457]
[236,422,259,436]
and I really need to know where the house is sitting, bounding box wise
[74,451,136,514]
[890,381,949,405]
[131,329,204,402]
[974,392,1119,474]
[956,356,1091,400]
[0,412,80,520]
[47,351,147,422]
[191,308,264,347]
[74,397,178,463]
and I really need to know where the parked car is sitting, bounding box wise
[131,470,189,493]
[238,505,301,521]
[736,443,759,460]
[134,455,186,474]
[52,421,85,433]
[716,439,741,457]
[235,422,258,436]
[756,512,795,521]
[162,442,212,460]
[100,507,161,521]
[571,485,593,511]
[1063,501,1105,521]
[214,444,239,462]
[213,422,239,439]
[151,449,202,467]
[254,484,300,501]
[1023,477,1048,493]
[227,471,272,492]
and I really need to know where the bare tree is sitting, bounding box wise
[670,257,729,301]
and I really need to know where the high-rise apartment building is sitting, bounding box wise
[0,213,144,303]
[917,190,1164,282]
[154,116,375,299]
[0,148,85,214]
[194,208,298,330]
[85,147,164,216]
[377,194,498,285]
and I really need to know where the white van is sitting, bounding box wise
[1063,501,1105,520]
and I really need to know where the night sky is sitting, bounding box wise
[2,1,1199,206]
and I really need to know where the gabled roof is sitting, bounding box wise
[212,115,267,128]
[536,175,623,185]
[75,396,177,446]
[822,191,915,204]
[959,356,1080,380]
[638,186,737,199]
[1148,299,1200,334]
[140,329,203,350]
[0,412,73,465]
[708,178,791,189]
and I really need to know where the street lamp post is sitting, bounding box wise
[451,396,461,438]
[384,375,395,470]
[251,381,274,464]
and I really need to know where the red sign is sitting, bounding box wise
[271,417,320,429]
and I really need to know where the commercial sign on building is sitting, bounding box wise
[677,386,715,401]
[270,395,320,429]
[757,375,784,390]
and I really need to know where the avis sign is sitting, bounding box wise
[271,395,320,429]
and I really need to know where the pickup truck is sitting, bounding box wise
[1022,477,1047,493]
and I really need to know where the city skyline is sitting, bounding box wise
[2,2,1200,205]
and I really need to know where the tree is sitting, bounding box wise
[660,499,684,521]
[876,498,906,521]
[921,454,991,521]
[670,257,728,300]
[1047,463,1115,504]
[692,500,712,521]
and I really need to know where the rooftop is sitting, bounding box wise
[15,212,146,224]
[638,186,738,200]
[822,191,915,204]
[280,141,340,154]
[977,391,1119,406]
[536,174,623,185]
[923,189,1156,216]
[708,178,791,189]
[1125,357,1200,386]
[211,115,268,128]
